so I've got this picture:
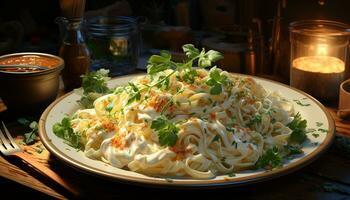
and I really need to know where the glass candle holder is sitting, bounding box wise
[289,20,350,101]
[85,16,140,77]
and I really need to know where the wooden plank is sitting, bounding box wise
[0,155,67,199]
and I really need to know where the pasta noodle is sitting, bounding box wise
[69,68,298,179]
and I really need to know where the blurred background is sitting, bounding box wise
[1,0,350,83]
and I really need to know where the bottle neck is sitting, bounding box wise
[63,19,85,45]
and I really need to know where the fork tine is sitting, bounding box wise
[0,130,7,153]
[0,127,13,150]
[1,121,20,149]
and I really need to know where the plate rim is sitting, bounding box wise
[38,73,335,187]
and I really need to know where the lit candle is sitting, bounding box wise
[291,55,345,100]
[289,20,350,101]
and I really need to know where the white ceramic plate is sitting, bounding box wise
[39,74,335,187]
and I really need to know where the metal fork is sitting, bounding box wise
[0,121,78,196]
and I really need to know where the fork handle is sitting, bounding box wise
[15,152,79,196]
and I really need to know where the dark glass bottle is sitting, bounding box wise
[58,18,90,92]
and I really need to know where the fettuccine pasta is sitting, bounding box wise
[68,68,300,179]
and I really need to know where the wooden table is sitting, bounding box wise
[0,100,350,199]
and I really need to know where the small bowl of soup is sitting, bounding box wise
[0,52,64,114]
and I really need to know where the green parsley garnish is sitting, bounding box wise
[246,114,262,127]
[17,118,38,145]
[182,44,223,68]
[206,67,229,95]
[285,145,304,155]
[113,82,141,106]
[126,82,141,105]
[146,44,223,93]
[182,69,198,83]
[306,128,316,133]
[147,50,173,75]
[78,69,111,108]
[293,99,310,107]
[287,112,307,144]
[318,128,328,133]
[53,117,82,149]
[255,146,282,169]
[81,69,110,94]
[151,116,179,147]
[316,122,323,127]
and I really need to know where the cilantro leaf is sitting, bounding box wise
[198,50,223,68]
[151,116,179,147]
[316,122,323,127]
[293,99,311,107]
[53,117,82,149]
[209,84,222,95]
[182,69,197,84]
[288,112,307,144]
[246,114,262,127]
[24,131,37,145]
[126,82,141,105]
[147,50,173,75]
[206,67,229,95]
[156,75,170,90]
[17,118,38,145]
[147,63,170,75]
[255,146,282,169]
[158,128,179,147]
[151,117,168,130]
[182,44,200,59]
[146,44,223,94]
[285,145,304,155]
[79,69,110,108]
[318,128,328,133]
[81,69,110,94]
[206,50,224,62]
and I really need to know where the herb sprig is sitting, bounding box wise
[288,112,307,144]
[53,117,82,149]
[205,67,229,95]
[146,44,223,92]
[293,99,310,107]
[255,146,282,169]
[151,116,179,147]
[18,118,38,145]
[78,69,111,108]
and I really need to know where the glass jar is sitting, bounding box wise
[85,16,140,76]
[289,20,350,101]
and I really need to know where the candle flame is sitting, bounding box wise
[316,44,328,56]
[293,56,345,73]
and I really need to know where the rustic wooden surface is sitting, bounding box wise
[0,100,350,199]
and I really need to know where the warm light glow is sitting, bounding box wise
[293,56,345,73]
[316,44,328,56]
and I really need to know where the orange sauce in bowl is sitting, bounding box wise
[0,55,61,69]
[0,66,47,73]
